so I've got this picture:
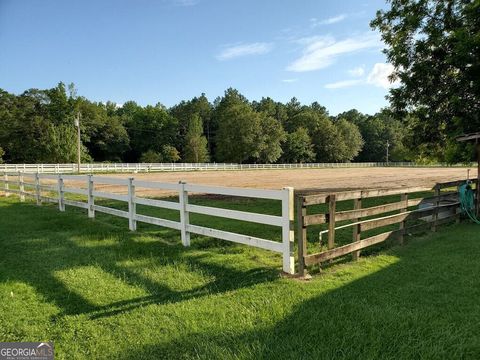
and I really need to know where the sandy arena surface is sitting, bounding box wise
[58,167,475,197]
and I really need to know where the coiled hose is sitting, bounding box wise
[458,182,480,224]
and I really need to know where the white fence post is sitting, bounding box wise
[87,175,95,218]
[128,177,137,231]
[35,173,41,205]
[18,171,25,202]
[179,181,190,246]
[282,187,295,274]
[58,174,65,211]
[4,173,9,197]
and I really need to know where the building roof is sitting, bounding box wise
[456,132,480,142]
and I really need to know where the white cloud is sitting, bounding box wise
[310,14,347,27]
[366,63,398,88]
[282,78,298,83]
[286,33,381,72]
[292,35,332,46]
[348,66,365,77]
[324,63,399,90]
[216,42,273,61]
[172,0,199,6]
[324,79,363,89]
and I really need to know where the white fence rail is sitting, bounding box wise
[0,171,295,274]
[0,162,474,174]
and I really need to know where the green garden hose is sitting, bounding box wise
[458,182,480,224]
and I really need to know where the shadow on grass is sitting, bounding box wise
[114,223,480,359]
[0,200,279,320]
[2,200,480,358]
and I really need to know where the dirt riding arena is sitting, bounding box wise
[68,167,476,197]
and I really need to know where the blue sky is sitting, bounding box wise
[0,0,393,115]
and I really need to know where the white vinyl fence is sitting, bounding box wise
[0,171,295,274]
[0,162,473,174]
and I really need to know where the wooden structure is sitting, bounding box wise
[457,132,480,217]
[296,179,475,276]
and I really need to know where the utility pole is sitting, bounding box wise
[386,140,390,166]
[75,112,81,173]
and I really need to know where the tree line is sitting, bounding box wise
[1,0,477,166]
[0,84,411,164]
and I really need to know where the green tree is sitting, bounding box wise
[140,146,180,163]
[47,123,91,163]
[335,119,364,162]
[371,0,480,161]
[211,88,251,161]
[215,102,262,163]
[161,145,180,162]
[257,114,286,163]
[253,97,289,125]
[140,150,162,163]
[253,98,289,163]
[0,85,90,163]
[310,116,343,162]
[338,109,410,162]
[285,97,302,119]
[170,94,212,155]
[214,89,287,163]
[125,104,178,162]
[79,100,129,162]
[184,114,209,163]
[282,127,315,163]
[285,107,329,134]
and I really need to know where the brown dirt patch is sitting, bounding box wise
[59,167,475,197]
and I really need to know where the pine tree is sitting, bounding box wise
[184,114,209,163]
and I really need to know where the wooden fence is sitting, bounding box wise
[0,171,295,274]
[296,179,477,276]
[0,162,474,174]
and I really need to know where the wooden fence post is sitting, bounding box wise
[128,177,137,231]
[18,172,25,202]
[58,175,65,211]
[4,173,9,198]
[296,196,307,277]
[399,193,408,244]
[456,188,461,224]
[328,194,336,249]
[87,175,95,218]
[352,197,362,260]
[35,173,41,205]
[282,187,295,275]
[179,181,190,246]
[432,184,440,232]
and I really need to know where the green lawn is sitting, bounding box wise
[1,197,480,359]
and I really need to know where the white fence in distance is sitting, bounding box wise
[0,171,295,274]
[0,162,474,174]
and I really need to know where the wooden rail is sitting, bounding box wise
[296,179,476,276]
